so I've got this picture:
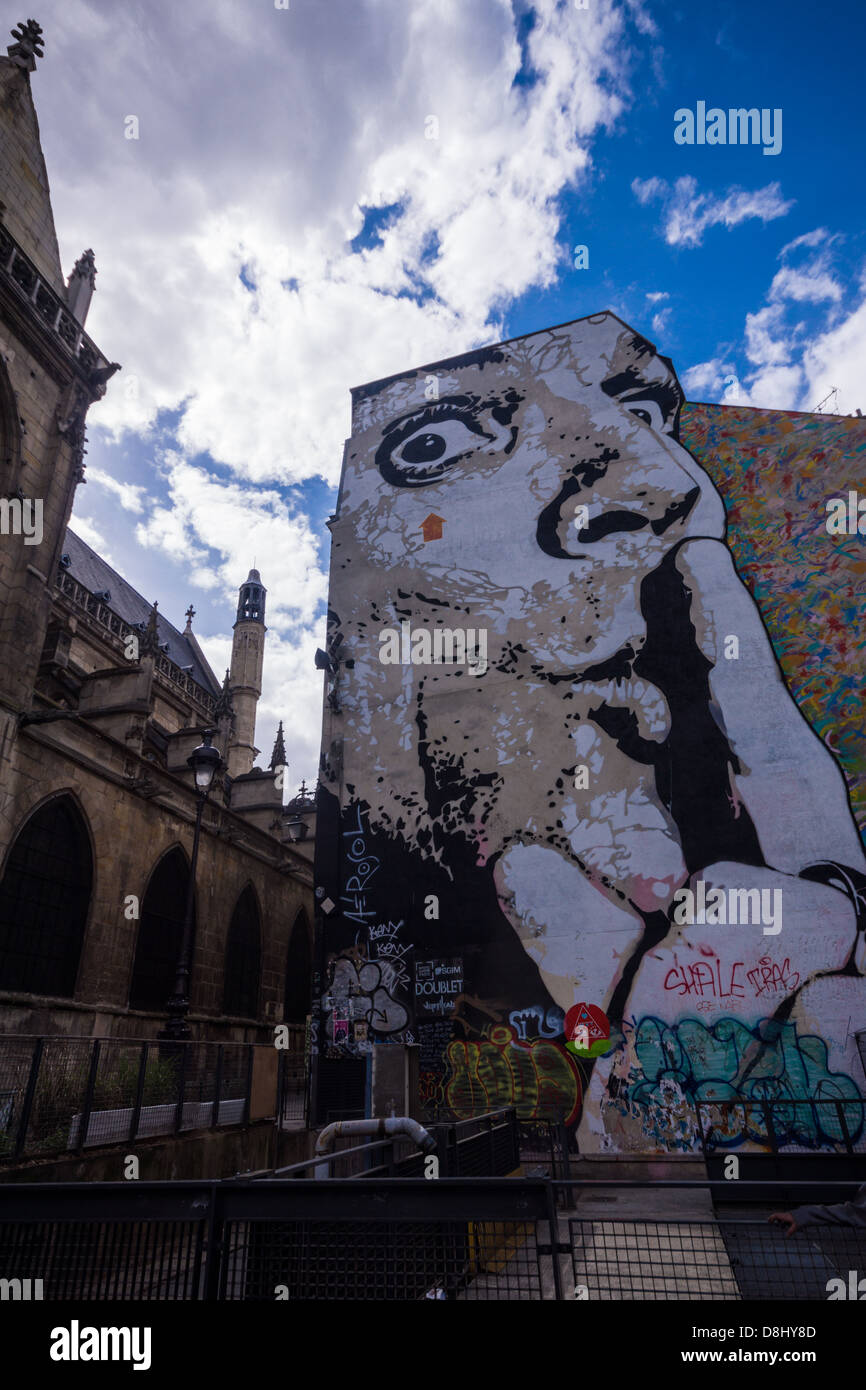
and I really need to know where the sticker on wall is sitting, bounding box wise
[564,1003,610,1058]
[414,957,463,1017]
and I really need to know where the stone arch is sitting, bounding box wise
[0,792,93,996]
[283,907,312,1022]
[0,350,22,479]
[223,882,261,1018]
[129,845,193,1012]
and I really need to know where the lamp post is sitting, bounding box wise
[161,730,223,1041]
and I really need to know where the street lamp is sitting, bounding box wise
[285,817,309,843]
[161,730,223,1041]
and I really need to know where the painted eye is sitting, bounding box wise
[625,400,665,431]
[378,416,488,486]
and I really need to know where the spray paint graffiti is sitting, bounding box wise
[314,313,866,1147]
[663,956,801,1001]
[605,1014,864,1151]
[331,954,408,1033]
[445,1024,583,1124]
[507,1004,565,1040]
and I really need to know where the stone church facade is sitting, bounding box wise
[0,21,314,1044]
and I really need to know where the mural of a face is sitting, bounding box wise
[320,313,866,1149]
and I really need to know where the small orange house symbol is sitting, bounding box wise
[420,513,445,542]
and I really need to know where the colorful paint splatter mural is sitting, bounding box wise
[681,405,866,847]
[313,313,866,1152]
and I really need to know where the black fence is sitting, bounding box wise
[1,1178,863,1301]
[695,1098,866,1155]
[426,1096,866,1158]
[0,1034,307,1160]
[248,1108,522,1180]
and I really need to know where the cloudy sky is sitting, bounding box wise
[28,0,866,784]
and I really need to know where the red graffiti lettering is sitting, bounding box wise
[663,960,745,999]
[746,956,800,998]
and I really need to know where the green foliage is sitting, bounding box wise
[23,1049,180,1153]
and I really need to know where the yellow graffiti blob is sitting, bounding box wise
[445,1024,582,1123]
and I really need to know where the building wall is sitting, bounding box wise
[314,313,866,1153]
[0,716,312,1041]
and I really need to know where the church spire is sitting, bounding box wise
[140,601,160,657]
[269,720,287,771]
[66,248,97,326]
[227,567,267,778]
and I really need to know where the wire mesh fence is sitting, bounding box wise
[2,1178,864,1301]
[567,1216,866,1301]
[695,1099,866,1155]
[0,1036,305,1159]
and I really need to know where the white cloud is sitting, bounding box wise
[685,227,863,412]
[133,456,326,630]
[769,263,842,304]
[631,175,794,247]
[86,468,148,513]
[681,357,737,398]
[744,304,791,368]
[69,515,116,565]
[632,176,665,206]
[34,0,653,780]
[645,290,669,303]
[38,0,650,488]
[779,227,831,257]
[802,288,866,417]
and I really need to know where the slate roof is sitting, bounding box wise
[60,529,222,697]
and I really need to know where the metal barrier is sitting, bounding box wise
[425,1098,866,1159]
[240,1108,522,1180]
[0,1033,307,1160]
[695,1098,866,1155]
[1,1178,863,1301]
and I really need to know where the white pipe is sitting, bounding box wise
[314,1116,436,1179]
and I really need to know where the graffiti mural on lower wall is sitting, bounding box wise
[313,312,866,1153]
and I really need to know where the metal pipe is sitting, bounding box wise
[314,1116,436,1178]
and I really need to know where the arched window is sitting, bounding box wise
[284,909,312,1022]
[0,349,23,478]
[0,795,92,996]
[129,848,192,1011]
[223,885,261,1018]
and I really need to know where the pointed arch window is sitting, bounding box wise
[223,885,261,1018]
[0,795,92,996]
[129,848,191,1011]
[284,909,312,1022]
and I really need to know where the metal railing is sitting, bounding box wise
[1,1178,862,1301]
[425,1096,866,1157]
[0,223,111,379]
[0,1034,307,1161]
[695,1098,866,1155]
[245,1108,522,1181]
[55,567,218,717]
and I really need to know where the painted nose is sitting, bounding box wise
[535,447,702,558]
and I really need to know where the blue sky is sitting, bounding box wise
[28,0,866,782]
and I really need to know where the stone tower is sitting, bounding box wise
[227,568,266,778]
[0,20,118,720]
